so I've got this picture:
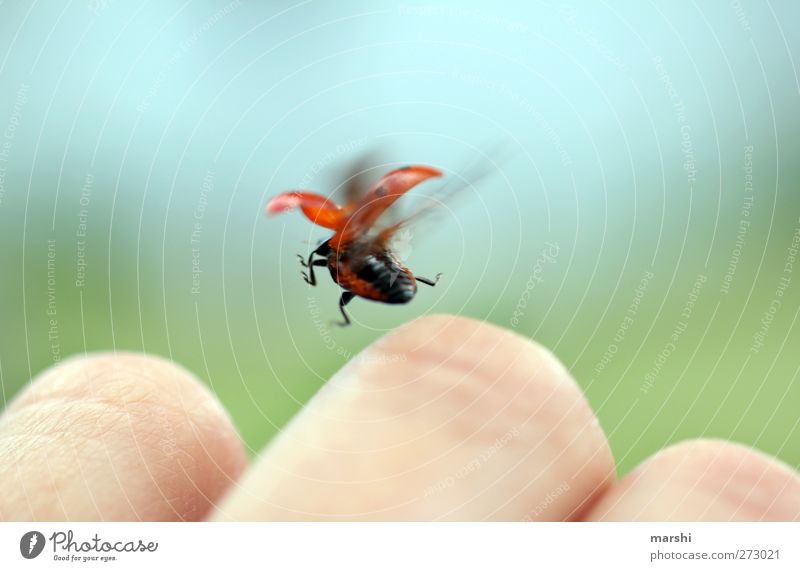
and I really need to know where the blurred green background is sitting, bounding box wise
[0,0,798,475]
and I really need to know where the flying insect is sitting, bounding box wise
[266,164,444,326]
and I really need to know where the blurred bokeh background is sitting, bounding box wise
[0,0,798,475]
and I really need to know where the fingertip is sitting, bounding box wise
[0,352,247,521]
[360,313,573,389]
[215,314,613,520]
[587,439,800,521]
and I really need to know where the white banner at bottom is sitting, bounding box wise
[1,522,798,570]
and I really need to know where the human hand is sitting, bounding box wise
[1,315,798,521]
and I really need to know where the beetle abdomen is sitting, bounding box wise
[330,250,417,304]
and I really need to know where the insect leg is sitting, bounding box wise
[334,291,355,327]
[416,272,442,287]
[301,258,327,286]
[297,253,312,267]
[300,240,332,285]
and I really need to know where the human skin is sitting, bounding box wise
[0,315,798,521]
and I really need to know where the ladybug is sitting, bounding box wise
[266,165,444,326]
